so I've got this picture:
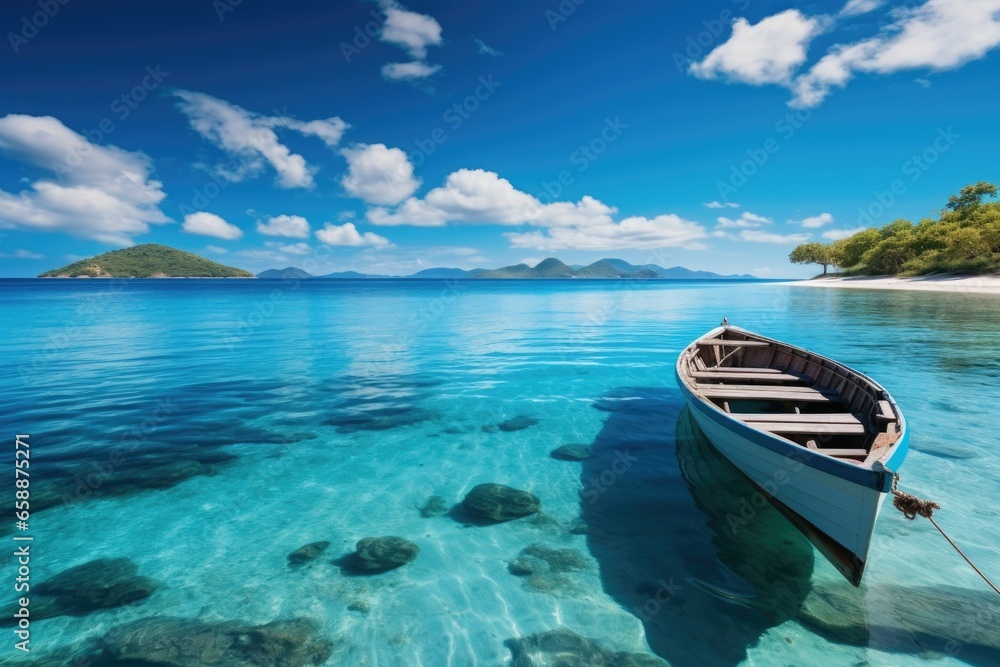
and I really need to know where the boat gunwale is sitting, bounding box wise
[675,325,909,492]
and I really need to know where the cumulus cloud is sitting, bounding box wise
[690,1,1000,108]
[505,215,709,251]
[0,114,169,245]
[382,61,442,81]
[704,201,740,209]
[791,212,834,228]
[367,169,615,228]
[341,144,421,205]
[840,0,883,17]
[182,212,243,240]
[265,241,312,255]
[365,168,707,251]
[689,10,825,85]
[174,90,349,188]
[716,211,772,228]
[380,5,443,58]
[823,226,867,240]
[256,214,310,238]
[739,230,812,243]
[315,222,391,248]
[205,245,228,254]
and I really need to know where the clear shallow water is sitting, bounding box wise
[1,278,998,665]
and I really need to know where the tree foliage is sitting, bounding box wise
[39,244,255,278]
[790,181,1000,276]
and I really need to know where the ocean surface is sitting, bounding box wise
[1,278,998,666]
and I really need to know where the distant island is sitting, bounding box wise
[259,258,756,280]
[39,244,255,278]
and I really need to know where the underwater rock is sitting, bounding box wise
[550,445,591,461]
[799,583,1000,662]
[481,424,499,433]
[98,616,333,666]
[347,599,371,614]
[505,629,666,666]
[419,495,450,517]
[287,541,331,566]
[13,557,158,620]
[324,406,433,434]
[497,415,540,432]
[519,544,589,573]
[340,536,420,573]
[567,518,589,535]
[462,483,541,522]
[508,555,548,577]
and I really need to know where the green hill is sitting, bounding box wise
[470,258,575,278]
[39,244,255,278]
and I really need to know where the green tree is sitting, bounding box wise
[839,228,882,268]
[789,242,836,275]
[945,181,998,214]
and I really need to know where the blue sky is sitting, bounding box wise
[1,0,998,277]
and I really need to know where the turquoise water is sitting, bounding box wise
[1,279,998,665]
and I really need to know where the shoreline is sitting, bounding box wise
[789,275,1000,295]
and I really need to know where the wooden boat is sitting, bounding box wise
[675,321,909,585]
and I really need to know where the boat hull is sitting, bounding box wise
[677,368,909,585]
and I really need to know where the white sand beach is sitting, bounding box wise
[789,275,1000,294]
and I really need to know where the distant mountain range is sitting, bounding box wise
[258,258,756,280]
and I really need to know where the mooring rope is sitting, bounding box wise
[890,472,1000,596]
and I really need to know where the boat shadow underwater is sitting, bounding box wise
[580,387,1000,666]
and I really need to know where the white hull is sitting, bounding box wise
[688,405,884,564]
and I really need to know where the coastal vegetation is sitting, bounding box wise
[790,182,1000,276]
[39,244,255,278]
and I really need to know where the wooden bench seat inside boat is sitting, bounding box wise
[691,370,809,383]
[697,384,841,402]
[730,412,866,435]
[697,338,771,347]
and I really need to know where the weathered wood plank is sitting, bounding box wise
[699,366,783,374]
[697,339,771,347]
[731,413,861,424]
[692,371,808,383]
[816,448,869,458]
[753,422,866,435]
[699,387,839,402]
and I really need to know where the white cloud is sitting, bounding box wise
[0,249,44,259]
[689,10,825,85]
[366,167,709,251]
[822,226,867,240]
[206,245,228,254]
[791,212,834,228]
[473,36,505,57]
[505,215,708,251]
[256,214,310,238]
[0,114,168,245]
[367,169,615,228]
[704,201,740,209]
[716,211,772,228]
[739,230,812,243]
[315,222,391,248]
[265,241,312,255]
[382,61,442,80]
[792,0,1000,108]
[182,212,243,240]
[174,90,349,188]
[341,144,421,205]
[380,5,443,59]
[840,0,883,17]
